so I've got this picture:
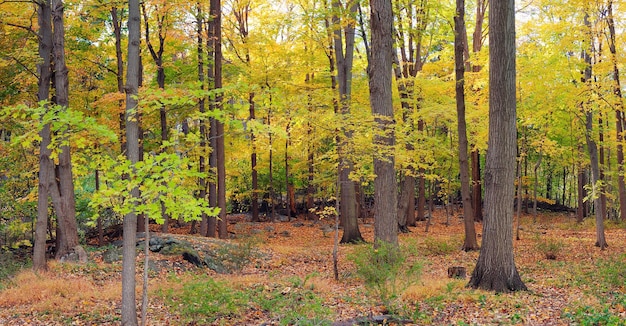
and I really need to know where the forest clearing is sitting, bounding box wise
[1,210,625,325]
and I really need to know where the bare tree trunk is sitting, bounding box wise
[122,0,141,323]
[211,0,227,239]
[581,12,607,249]
[51,0,82,259]
[370,0,397,246]
[206,13,217,238]
[197,5,208,237]
[468,0,526,292]
[332,0,363,243]
[33,0,52,272]
[454,0,478,251]
[607,0,626,221]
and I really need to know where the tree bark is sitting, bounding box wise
[211,0,227,239]
[332,0,363,244]
[369,0,398,245]
[121,0,141,322]
[454,0,478,251]
[33,0,53,272]
[197,5,208,237]
[468,0,526,292]
[581,12,607,249]
[607,0,626,221]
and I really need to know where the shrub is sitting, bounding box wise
[349,241,422,306]
[422,236,460,256]
[535,237,565,260]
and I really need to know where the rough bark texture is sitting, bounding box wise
[333,0,363,244]
[212,0,228,239]
[454,0,478,251]
[468,0,526,292]
[581,12,607,249]
[121,0,141,323]
[33,0,53,272]
[197,6,208,238]
[370,0,398,245]
[607,0,626,221]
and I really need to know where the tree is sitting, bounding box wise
[331,0,363,244]
[211,0,228,239]
[369,0,397,245]
[33,0,53,272]
[454,0,478,251]
[121,0,141,323]
[468,0,526,292]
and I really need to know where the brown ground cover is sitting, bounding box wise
[0,210,625,325]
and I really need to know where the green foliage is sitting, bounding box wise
[535,236,565,260]
[0,249,30,291]
[422,236,461,256]
[564,254,626,324]
[160,275,332,325]
[349,241,422,306]
[203,238,261,274]
[89,150,218,225]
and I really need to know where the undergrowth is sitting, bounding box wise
[158,273,332,325]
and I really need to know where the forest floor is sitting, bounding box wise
[0,210,625,325]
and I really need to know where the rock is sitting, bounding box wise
[111,240,124,247]
[277,215,290,222]
[280,230,290,237]
[183,251,203,267]
[149,236,164,252]
[264,226,275,233]
[293,222,305,227]
[103,246,123,263]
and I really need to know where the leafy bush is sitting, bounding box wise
[160,275,332,325]
[535,237,565,260]
[203,237,261,273]
[0,249,30,290]
[349,241,422,306]
[422,236,460,256]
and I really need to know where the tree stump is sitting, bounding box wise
[448,266,466,279]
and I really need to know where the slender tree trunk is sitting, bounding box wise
[306,74,315,220]
[33,0,53,272]
[333,0,363,243]
[454,0,478,251]
[370,0,397,246]
[468,0,526,292]
[607,0,626,221]
[122,0,141,323]
[206,14,217,237]
[197,5,208,237]
[581,12,607,249]
[211,0,227,239]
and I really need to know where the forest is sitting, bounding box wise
[0,0,626,324]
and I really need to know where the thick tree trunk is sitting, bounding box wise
[51,0,82,260]
[33,0,53,272]
[454,0,478,251]
[122,0,141,323]
[468,0,526,292]
[370,0,398,246]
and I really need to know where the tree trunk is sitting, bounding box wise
[51,0,82,260]
[206,13,217,238]
[607,0,626,221]
[369,0,397,246]
[211,0,227,239]
[468,0,526,292]
[581,12,607,249]
[33,0,53,272]
[454,0,478,251]
[333,0,363,243]
[122,0,141,323]
[197,6,208,237]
